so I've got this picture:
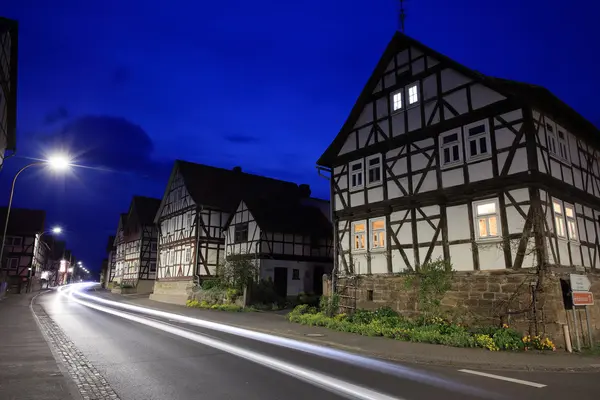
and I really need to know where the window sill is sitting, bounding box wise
[440,161,463,171]
[366,181,383,189]
[369,248,387,253]
[349,186,364,192]
[466,153,492,164]
[475,237,503,245]
[548,153,571,166]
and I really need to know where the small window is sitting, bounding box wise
[7,258,18,269]
[370,218,386,250]
[464,121,490,160]
[475,200,500,239]
[234,223,249,243]
[366,155,382,185]
[292,269,300,280]
[564,204,577,241]
[350,161,364,189]
[150,262,157,272]
[407,83,419,105]
[392,90,403,112]
[185,248,191,263]
[552,200,566,238]
[367,289,374,301]
[151,242,157,252]
[557,130,569,161]
[352,221,367,251]
[440,130,462,166]
[546,121,558,156]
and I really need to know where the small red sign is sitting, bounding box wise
[572,291,594,306]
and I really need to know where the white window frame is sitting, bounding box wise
[464,120,491,161]
[366,154,383,186]
[552,199,566,239]
[545,120,559,157]
[556,128,570,162]
[563,203,578,242]
[369,217,386,251]
[474,199,501,240]
[439,129,463,168]
[391,90,403,113]
[406,82,420,108]
[351,220,367,252]
[349,160,364,190]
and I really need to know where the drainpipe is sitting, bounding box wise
[316,165,337,295]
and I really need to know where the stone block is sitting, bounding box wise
[487,283,501,293]
[482,292,495,300]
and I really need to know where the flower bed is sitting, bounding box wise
[287,305,556,352]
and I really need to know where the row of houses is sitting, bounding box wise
[102,31,599,344]
[101,162,334,302]
[0,207,79,293]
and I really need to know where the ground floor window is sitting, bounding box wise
[474,199,500,239]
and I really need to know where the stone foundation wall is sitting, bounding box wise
[149,279,194,305]
[331,270,600,347]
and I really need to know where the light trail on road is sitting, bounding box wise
[60,283,501,400]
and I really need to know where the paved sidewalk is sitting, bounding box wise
[91,289,600,372]
[0,290,79,400]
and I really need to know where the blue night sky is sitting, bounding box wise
[1,0,599,274]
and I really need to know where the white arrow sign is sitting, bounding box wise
[570,274,591,292]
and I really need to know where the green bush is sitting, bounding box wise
[286,305,554,353]
[186,299,254,313]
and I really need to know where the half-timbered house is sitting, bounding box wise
[223,194,333,298]
[112,213,128,285]
[317,32,600,288]
[0,207,47,292]
[101,235,116,288]
[112,196,160,294]
[151,160,308,304]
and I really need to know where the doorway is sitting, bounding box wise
[273,267,288,298]
[313,265,324,295]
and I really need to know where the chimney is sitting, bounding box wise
[232,166,242,173]
[299,184,311,198]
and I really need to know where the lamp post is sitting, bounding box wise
[33,226,63,291]
[0,156,71,291]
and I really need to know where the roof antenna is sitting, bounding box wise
[398,0,407,33]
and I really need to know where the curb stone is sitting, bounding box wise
[31,291,122,400]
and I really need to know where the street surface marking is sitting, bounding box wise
[458,369,547,388]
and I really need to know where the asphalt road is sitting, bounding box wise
[37,288,598,400]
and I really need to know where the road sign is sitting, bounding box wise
[572,291,594,306]
[570,274,591,292]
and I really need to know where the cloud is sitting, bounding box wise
[38,115,172,181]
[223,134,261,144]
[44,106,69,125]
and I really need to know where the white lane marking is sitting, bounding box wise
[66,291,403,400]
[458,369,547,388]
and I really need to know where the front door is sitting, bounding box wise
[313,266,324,295]
[273,267,288,298]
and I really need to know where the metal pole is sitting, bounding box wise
[585,305,594,348]
[0,162,44,288]
[572,307,582,352]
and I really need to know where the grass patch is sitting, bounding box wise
[287,304,557,352]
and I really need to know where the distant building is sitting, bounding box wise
[0,17,18,169]
[223,195,333,297]
[102,235,116,288]
[42,236,67,286]
[150,160,320,305]
[112,214,127,284]
[112,196,161,294]
[0,207,47,292]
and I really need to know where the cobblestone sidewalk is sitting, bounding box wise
[32,301,121,400]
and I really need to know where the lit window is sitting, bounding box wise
[465,121,490,160]
[565,204,577,240]
[367,155,382,185]
[392,91,403,111]
[370,218,386,250]
[553,200,566,238]
[350,161,364,189]
[352,221,366,251]
[475,200,499,239]
[407,84,419,105]
[440,130,462,166]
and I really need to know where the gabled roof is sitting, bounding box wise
[317,31,600,167]
[129,196,161,226]
[156,160,303,221]
[0,207,45,235]
[241,197,332,237]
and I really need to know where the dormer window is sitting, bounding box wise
[392,90,403,112]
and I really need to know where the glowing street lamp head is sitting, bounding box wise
[51,227,62,234]
[46,155,71,170]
